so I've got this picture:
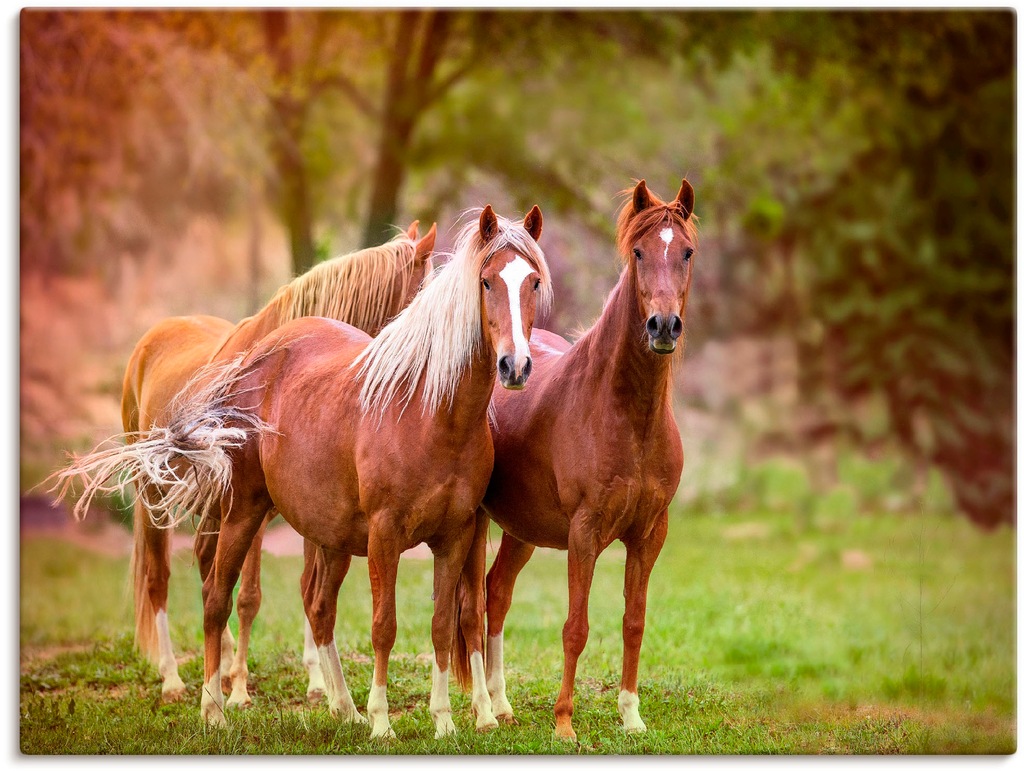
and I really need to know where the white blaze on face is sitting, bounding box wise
[659,227,674,262]
[498,255,535,368]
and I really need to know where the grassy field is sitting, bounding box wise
[19,507,1016,755]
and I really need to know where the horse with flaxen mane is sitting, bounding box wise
[453,179,697,741]
[109,205,550,739]
[53,222,435,706]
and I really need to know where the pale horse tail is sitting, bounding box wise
[47,351,273,533]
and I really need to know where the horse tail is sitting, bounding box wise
[129,495,160,663]
[451,573,474,692]
[48,352,273,532]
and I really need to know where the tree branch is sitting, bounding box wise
[310,72,379,121]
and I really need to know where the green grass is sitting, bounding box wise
[19,508,1016,754]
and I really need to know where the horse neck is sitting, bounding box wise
[433,341,498,435]
[579,267,674,420]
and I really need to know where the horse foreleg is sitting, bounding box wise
[226,517,269,709]
[619,510,668,734]
[200,498,267,727]
[300,542,363,723]
[484,530,536,723]
[553,519,601,742]
[366,525,401,739]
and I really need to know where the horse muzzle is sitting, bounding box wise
[498,354,532,390]
[646,313,682,355]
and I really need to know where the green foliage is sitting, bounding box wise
[19,506,1016,753]
[20,10,1013,527]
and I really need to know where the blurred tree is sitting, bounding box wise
[691,11,1014,527]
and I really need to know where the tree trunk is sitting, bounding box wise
[264,10,316,275]
[361,11,453,247]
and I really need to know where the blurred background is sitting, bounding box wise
[20,9,1014,530]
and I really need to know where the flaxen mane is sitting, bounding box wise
[355,210,552,417]
[269,231,423,333]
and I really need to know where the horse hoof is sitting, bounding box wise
[370,725,396,740]
[306,688,325,703]
[226,694,252,710]
[554,724,577,742]
[495,713,518,725]
[330,706,367,725]
[203,709,227,728]
[476,718,499,733]
[161,685,187,703]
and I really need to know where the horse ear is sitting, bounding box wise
[675,180,695,220]
[524,205,543,243]
[632,179,651,213]
[415,222,437,263]
[479,205,499,243]
[405,219,420,241]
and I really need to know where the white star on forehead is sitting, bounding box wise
[659,227,673,261]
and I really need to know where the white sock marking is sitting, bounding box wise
[659,227,674,262]
[367,682,394,739]
[317,640,363,721]
[155,610,185,695]
[201,673,226,726]
[470,651,497,729]
[430,660,456,737]
[618,689,647,733]
[303,618,326,696]
[498,256,534,369]
[486,633,512,717]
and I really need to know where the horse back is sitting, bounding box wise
[122,315,233,435]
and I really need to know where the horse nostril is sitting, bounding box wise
[646,316,660,336]
[522,357,533,379]
[670,315,683,340]
[498,355,513,380]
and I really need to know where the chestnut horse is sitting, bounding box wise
[59,223,434,704]
[123,206,550,738]
[459,179,696,740]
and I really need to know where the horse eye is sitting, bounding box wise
[533,279,541,291]
[633,248,643,260]
[684,248,694,262]
[482,279,491,291]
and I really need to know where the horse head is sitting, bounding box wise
[395,219,437,309]
[478,204,545,390]
[617,179,697,354]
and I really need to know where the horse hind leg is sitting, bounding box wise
[200,493,269,727]
[226,517,270,709]
[366,524,402,739]
[133,486,186,700]
[300,539,326,701]
[427,520,480,739]
[484,530,536,723]
[194,510,236,694]
[454,509,498,732]
[302,616,326,701]
[301,540,364,723]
